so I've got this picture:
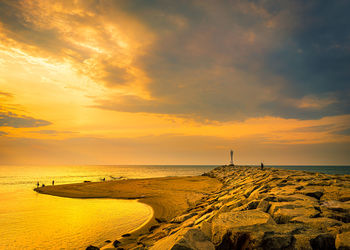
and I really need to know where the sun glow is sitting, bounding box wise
[0,0,349,165]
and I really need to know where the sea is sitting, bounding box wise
[0,164,349,249]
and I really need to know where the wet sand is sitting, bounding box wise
[35,175,222,248]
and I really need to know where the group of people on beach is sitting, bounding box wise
[36,180,55,188]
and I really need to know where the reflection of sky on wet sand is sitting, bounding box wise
[0,165,214,249]
[0,165,157,249]
[0,192,152,249]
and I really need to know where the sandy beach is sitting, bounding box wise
[35,175,222,248]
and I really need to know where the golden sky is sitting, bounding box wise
[0,0,349,165]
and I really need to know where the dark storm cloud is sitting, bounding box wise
[0,111,51,128]
[334,128,350,136]
[263,0,350,116]
[266,1,350,95]
[95,0,350,121]
[291,125,335,133]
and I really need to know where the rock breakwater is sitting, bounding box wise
[134,166,350,250]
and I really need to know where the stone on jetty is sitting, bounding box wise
[171,212,198,224]
[86,245,99,250]
[150,228,214,250]
[113,240,121,247]
[211,210,276,245]
[310,234,336,250]
[121,166,350,249]
[335,231,350,250]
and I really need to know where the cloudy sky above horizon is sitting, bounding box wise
[0,0,349,165]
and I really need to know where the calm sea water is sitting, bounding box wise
[0,164,348,249]
[0,165,215,250]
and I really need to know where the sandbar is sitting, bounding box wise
[35,175,222,247]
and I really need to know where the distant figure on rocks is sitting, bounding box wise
[52,180,55,186]
[42,184,45,187]
[36,182,39,188]
[261,162,264,170]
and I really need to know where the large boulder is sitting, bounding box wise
[321,200,350,223]
[272,207,320,224]
[335,231,350,250]
[269,200,317,214]
[268,200,319,224]
[171,213,198,224]
[257,200,270,212]
[275,194,318,203]
[290,217,343,229]
[322,186,350,201]
[310,234,336,250]
[86,246,99,250]
[296,187,324,200]
[113,240,121,248]
[211,210,276,245]
[150,228,214,250]
[215,231,251,250]
[322,200,350,213]
[261,234,295,250]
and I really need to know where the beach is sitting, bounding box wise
[0,165,215,249]
[35,166,350,249]
[35,175,222,249]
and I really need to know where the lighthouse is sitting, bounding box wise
[229,150,234,166]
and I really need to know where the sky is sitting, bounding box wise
[0,0,349,165]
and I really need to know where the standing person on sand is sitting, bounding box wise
[261,162,264,170]
[52,180,54,186]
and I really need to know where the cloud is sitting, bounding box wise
[0,91,13,98]
[0,0,349,122]
[291,125,335,133]
[334,128,350,136]
[296,95,337,110]
[0,0,152,95]
[0,90,51,128]
[0,111,51,128]
[94,0,350,121]
[28,129,76,135]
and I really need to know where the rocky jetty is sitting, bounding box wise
[126,166,350,250]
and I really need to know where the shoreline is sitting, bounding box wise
[99,200,154,250]
[34,175,222,249]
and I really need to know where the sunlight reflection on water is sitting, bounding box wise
[0,165,213,249]
[0,190,152,249]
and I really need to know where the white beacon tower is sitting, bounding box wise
[230,150,234,166]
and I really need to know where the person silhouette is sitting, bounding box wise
[52,180,54,186]
[37,182,39,188]
[261,162,264,170]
